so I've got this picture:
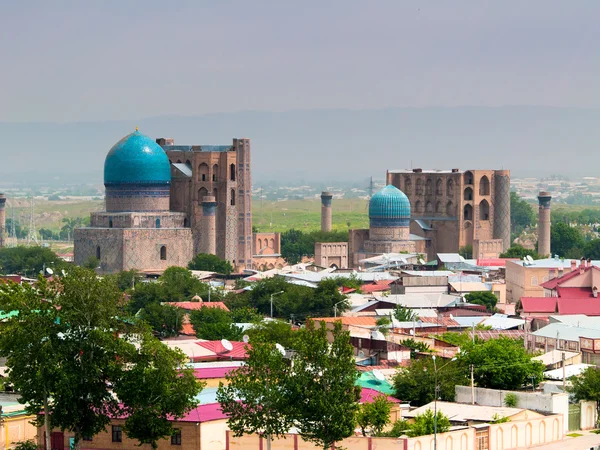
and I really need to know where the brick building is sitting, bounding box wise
[74,130,253,273]
[386,168,511,259]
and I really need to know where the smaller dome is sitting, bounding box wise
[104,130,171,186]
[369,185,411,227]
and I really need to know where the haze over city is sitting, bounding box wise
[2,1,600,183]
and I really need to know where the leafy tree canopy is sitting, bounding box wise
[356,394,392,436]
[550,222,585,258]
[457,337,544,390]
[281,229,349,264]
[393,357,468,407]
[0,246,67,276]
[188,253,233,275]
[464,291,498,313]
[500,245,539,260]
[407,409,451,437]
[394,304,418,322]
[189,306,243,341]
[137,303,184,337]
[246,320,297,348]
[511,192,536,239]
[568,366,600,427]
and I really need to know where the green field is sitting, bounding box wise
[6,197,370,235]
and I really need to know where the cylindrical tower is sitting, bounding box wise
[200,196,217,255]
[321,191,333,232]
[493,170,511,250]
[538,191,552,257]
[0,193,6,248]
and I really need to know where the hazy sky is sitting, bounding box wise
[2,1,600,123]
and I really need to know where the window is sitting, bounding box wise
[436,179,443,196]
[155,218,161,229]
[96,246,101,260]
[464,204,473,220]
[464,171,474,185]
[447,179,454,196]
[425,178,433,195]
[479,199,490,220]
[160,246,167,260]
[230,163,236,181]
[109,218,113,228]
[198,163,209,182]
[416,178,423,195]
[479,175,490,195]
[83,436,93,442]
[230,189,236,206]
[198,187,208,205]
[212,164,218,182]
[112,426,122,443]
[171,429,182,445]
[464,187,473,201]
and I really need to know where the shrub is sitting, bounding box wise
[504,393,518,407]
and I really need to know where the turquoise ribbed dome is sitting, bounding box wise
[104,131,171,186]
[369,185,411,227]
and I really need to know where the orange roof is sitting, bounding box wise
[181,323,195,336]
[165,302,230,312]
[312,317,377,326]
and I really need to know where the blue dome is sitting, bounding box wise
[369,185,411,227]
[104,131,171,186]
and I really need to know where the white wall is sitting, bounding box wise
[455,386,569,433]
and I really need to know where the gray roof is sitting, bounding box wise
[481,314,525,330]
[172,163,193,177]
[403,401,529,423]
[372,293,462,309]
[509,258,600,268]
[532,322,600,341]
[549,315,600,330]
[437,253,465,263]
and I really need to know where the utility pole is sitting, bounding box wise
[562,352,566,390]
[470,364,475,405]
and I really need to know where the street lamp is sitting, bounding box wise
[333,300,347,318]
[432,355,457,450]
[270,291,284,318]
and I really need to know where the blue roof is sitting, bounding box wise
[369,185,411,222]
[104,131,171,186]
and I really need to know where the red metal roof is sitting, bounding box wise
[179,403,228,423]
[193,367,237,379]
[556,287,594,298]
[166,302,230,311]
[313,317,378,326]
[360,284,392,294]
[360,388,400,404]
[195,341,249,360]
[476,258,519,267]
[0,275,22,284]
[419,316,461,327]
[557,298,600,316]
[520,297,557,313]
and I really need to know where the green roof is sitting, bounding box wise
[356,372,396,396]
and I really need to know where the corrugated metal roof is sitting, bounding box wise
[532,322,600,341]
[172,163,193,177]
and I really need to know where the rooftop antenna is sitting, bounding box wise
[26,196,39,245]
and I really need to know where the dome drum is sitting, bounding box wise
[368,185,411,229]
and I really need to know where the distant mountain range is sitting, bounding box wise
[1,106,598,186]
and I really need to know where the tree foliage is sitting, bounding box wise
[280,229,349,264]
[406,409,451,437]
[458,245,473,259]
[356,394,391,436]
[0,246,66,276]
[393,358,467,407]
[457,337,544,390]
[465,291,498,312]
[568,366,600,427]
[394,305,417,322]
[500,245,539,260]
[399,339,431,359]
[137,303,184,337]
[246,320,297,348]
[511,192,536,239]
[218,321,361,450]
[189,306,243,341]
[188,253,233,275]
[550,222,585,258]
[0,268,201,450]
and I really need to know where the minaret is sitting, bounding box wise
[538,191,552,257]
[0,193,5,248]
[200,195,217,255]
[321,191,333,232]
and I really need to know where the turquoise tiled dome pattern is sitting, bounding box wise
[369,185,411,227]
[104,131,171,186]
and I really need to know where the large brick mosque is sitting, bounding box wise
[74,129,255,273]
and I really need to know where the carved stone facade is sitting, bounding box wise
[252,232,285,270]
[386,168,511,259]
[315,242,348,269]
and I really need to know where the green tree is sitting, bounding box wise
[374,419,410,437]
[115,333,202,449]
[584,239,600,260]
[229,306,263,324]
[13,441,38,450]
[356,394,392,436]
[0,246,65,276]
[393,357,467,407]
[287,321,361,450]
[500,245,539,260]
[465,291,498,313]
[138,303,184,337]
[280,229,349,264]
[246,320,297,348]
[190,306,243,341]
[0,277,61,450]
[568,366,600,427]
[188,253,233,275]
[459,244,473,259]
[550,222,585,258]
[82,256,100,270]
[218,341,295,450]
[399,339,431,359]
[510,192,536,239]
[160,267,208,302]
[60,217,83,241]
[113,269,141,291]
[457,337,545,390]
[394,305,417,322]
[406,409,451,437]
